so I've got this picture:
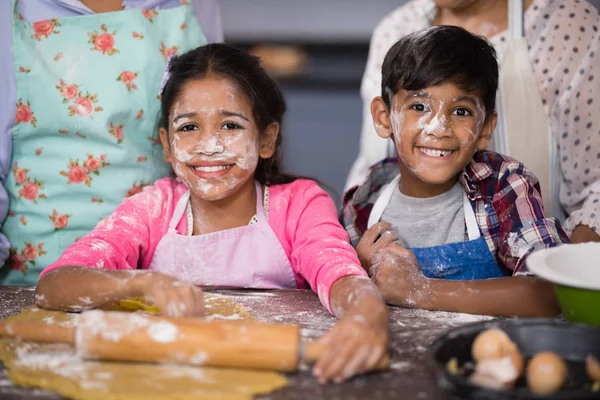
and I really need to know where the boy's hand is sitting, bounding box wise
[133,272,204,317]
[313,310,388,384]
[369,243,428,307]
[356,221,399,269]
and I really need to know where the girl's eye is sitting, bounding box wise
[178,124,198,132]
[410,103,427,112]
[454,108,472,117]
[222,122,242,130]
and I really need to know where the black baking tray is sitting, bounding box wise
[429,319,600,399]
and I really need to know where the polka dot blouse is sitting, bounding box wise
[356,0,600,235]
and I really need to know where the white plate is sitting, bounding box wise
[526,243,600,290]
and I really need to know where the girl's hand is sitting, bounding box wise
[312,311,388,383]
[356,221,399,269]
[369,242,428,307]
[135,272,204,317]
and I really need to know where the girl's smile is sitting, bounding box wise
[188,162,235,179]
[160,76,261,202]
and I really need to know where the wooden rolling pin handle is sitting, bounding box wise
[301,341,390,370]
[77,311,301,371]
[0,321,75,345]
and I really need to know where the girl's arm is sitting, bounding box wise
[282,181,389,383]
[41,180,182,278]
[35,181,202,316]
[313,275,389,384]
[371,244,559,317]
[36,267,204,317]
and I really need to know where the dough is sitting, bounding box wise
[0,295,287,400]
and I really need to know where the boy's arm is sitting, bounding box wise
[421,276,559,317]
[493,160,570,274]
[370,243,560,318]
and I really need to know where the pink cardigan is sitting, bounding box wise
[42,178,366,312]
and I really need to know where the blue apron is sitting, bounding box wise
[367,175,505,280]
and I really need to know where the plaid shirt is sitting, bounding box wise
[342,151,570,275]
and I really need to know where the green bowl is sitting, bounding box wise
[554,284,600,327]
[527,243,600,327]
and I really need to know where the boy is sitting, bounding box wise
[342,26,569,317]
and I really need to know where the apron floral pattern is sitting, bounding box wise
[1,0,207,285]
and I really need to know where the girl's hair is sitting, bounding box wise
[159,43,297,185]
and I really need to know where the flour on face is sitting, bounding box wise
[167,77,261,202]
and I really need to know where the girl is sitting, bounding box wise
[1,0,221,284]
[35,44,389,384]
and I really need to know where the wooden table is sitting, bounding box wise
[0,285,492,400]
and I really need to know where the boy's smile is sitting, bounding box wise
[372,83,496,198]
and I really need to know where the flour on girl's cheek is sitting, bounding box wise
[168,80,261,201]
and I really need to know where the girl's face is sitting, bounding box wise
[159,76,276,201]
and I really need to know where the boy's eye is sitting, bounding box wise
[222,122,243,130]
[454,108,472,117]
[178,124,198,132]
[410,103,428,112]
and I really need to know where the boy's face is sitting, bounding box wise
[371,83,496,197]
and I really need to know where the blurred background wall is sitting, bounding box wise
[220,0,600,206]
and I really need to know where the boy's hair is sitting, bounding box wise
[381,26,499,120]
[158,43,296,185]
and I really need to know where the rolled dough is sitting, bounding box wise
[0,295,287,400]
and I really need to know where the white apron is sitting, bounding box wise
[491,0,561,219]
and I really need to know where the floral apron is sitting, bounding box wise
[1,0,206,285]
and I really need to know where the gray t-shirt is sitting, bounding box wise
[381,181,467,248]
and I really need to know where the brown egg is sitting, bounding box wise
[587,354,600,382]
[470,354,523,389]
[472,329,518,362]
[470,329,524,388]
[527,351,568,395]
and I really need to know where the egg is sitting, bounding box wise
[472,329,518,362]
[587,354,600,382]
[526,351,568,395]
[470,329,524,388]
[470,355,523,389]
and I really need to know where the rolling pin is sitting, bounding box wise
[0,310,389,372]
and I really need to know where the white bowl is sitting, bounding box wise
[526,243,600,290]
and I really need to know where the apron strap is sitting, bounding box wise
[367,174,400,228]
[463,193,481,241]
[253,181,267,223]
[172,190,191,231]
[508,0,525,40]
[367,174,480,241]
